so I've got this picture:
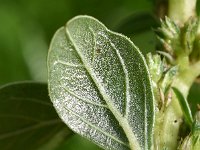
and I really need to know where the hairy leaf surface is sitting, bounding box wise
[0,82,72,150]
[48,15,154,150]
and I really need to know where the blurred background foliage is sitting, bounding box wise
[0,0,200,149]
[0,0,154,85]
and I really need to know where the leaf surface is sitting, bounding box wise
[0,82,72,150]
[48,15,154,150]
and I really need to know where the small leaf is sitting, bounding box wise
[190,111,200,150]
[160,66,178,94]
[172,87,193,128]
[146,53,165,84]
[188,82,200,115]
[0,82,72,150]
[179,111,200,150]
[48,15,154,150]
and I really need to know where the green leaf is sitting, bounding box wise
[0,82,72,150]
[160,66,178,94]
[172,87,193,128]
[146,53,165,84]
[48,15,154,150]
[179,111,200,150]
[192,111,200,150]
[188,82,200,115]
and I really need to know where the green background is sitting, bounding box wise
[0,0,200,149]
[0,0,154,85]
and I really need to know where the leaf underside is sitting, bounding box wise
[0,82,71,150]
[48,15,154,150]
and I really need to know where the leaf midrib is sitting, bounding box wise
[101,33,130,116]
[65,25,141,150]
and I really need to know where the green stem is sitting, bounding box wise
[154,61,200,149]
[154,1,199,149]
[154,96,183,150]
[168,0,197,25]
[173,60,200,98]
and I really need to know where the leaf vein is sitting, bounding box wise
[65,26,140,149]
[88,27,97,64]
[107,38,130,116]
[55,59,84,67]
[62,86,108,108]
[63,106,129,147]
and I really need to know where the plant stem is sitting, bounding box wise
[168,0,197,26]
[173,61,200,97]
[154,0,200,149]
[155,56,200,149]
[154,96,183,150]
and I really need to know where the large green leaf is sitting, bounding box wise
[48,15,154,150]
[0,82,72,150]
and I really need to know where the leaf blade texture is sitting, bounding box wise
[0,82,72,150]
[48,15,154,150]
